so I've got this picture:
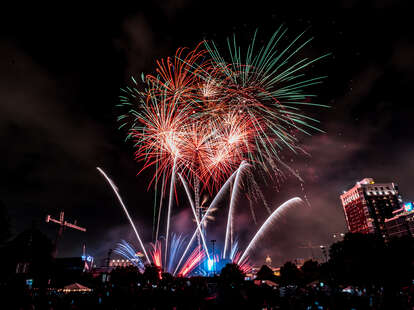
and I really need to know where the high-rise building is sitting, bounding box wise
[339,178,402,238]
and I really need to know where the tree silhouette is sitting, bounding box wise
[143,264,161,282]
[280,261,301,285]
[329,233,385,286]
[301,260,320,284]
[256,264,278,283]
[220,263,245,285]
[383,235,414,288]
[110,265,141,286]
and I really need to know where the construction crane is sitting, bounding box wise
[46,211,86,257]
[298,241,322,260]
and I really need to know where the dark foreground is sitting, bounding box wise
[2,233,414,309]
[4,278,414,310]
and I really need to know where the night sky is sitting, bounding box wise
[1,3,413,266]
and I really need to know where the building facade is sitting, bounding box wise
[340,178,402,238]
[384,202,414,238]
[109,258,136,268]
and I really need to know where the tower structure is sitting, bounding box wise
[46,211,86,257]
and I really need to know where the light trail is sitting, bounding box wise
[223,164,244,258]
[114,240,145,271]
[97,167,150,264]
[164,157,177,266]
[167,234,186,273]
[155,171,165,242]
[173,161,249,275]
[177,245,205,277]
[239,197,303,262]
[178,173,210,259]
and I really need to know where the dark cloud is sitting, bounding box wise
[338,0,409,8]
[114,14,155,78]
[0,43,109,160]
[391,41,414,72]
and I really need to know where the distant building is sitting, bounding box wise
[385,202,414,238]
[250,265,281,278]
[340,178,402,238]
[265,255,272,266]
[109,258,135,268]
[293,258,306,266]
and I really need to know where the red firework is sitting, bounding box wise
[178,245,205,277]
[122,32,324,191]
[232,251,252,274]
[150,241,163,269]
[146,41,209,106]
[124,42,264,193]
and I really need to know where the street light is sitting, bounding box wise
[320,245,328,263]
[211,240,216,276]
[332,232,345,239]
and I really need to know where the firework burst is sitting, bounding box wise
[113,26,328,276]
[114,240,145,272]
[119,27,328,192]
[178,245,206,277]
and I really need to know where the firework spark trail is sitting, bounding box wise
[167,234,186,273]
[155,171,165,242]
[237,258,252,274]
[150,241,163,269]
[231,245,251,273]
[146,42,208,106]
[164,157,177,267]
[97,167,150,264]
[178,173,210,259]
[119,28,328,194]
[178,245,205,277]
[229,240,239,261]
[239,197,304,262]
[114,240,145,271]
[124,89,193,190]
[202,28,329,175]
[229,245,252,274]
[115,29,328,275]
[173,161,249,276]
[223,164,244,258]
